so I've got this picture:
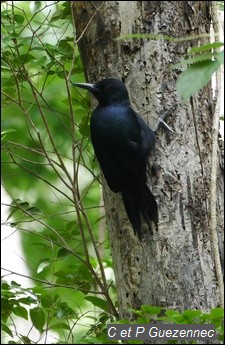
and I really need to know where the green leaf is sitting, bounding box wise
[208,308,224,319]
[54,268,75,278]
[173,52,221,68]
[49,322,70,331]
[165,310,181,318]
[56,70,66,79]
[11,280,21,287]
[44,43,57,57]
[7,200,30,221]
[218,50,224,64]
[21,336,31,344]
[40,293,54,308]
[17,297,37,305]
[30,307,46,332]
[14,14,25,24]
[1,281,10,290]
[27,206,42,214]
[57,40,73,56]
[1,129,17,141]
[188,42,224,54]
[1,323,13,337]
[79,122,90,137]
[55,302,75,319]
[31,55,47,68]
[77,282,91,294]
[37,260,50,274]
[177,57,222,101]
[17,54,36,64]
[141,305,161,315]
[85,296,108,312]
[66,220,80,235]
[1,298,14,322]
[61,1,71,17]
[12,306,28,320]
[182,309,202,320]
[117,33,211,43]
[137,316,148,323]
[57,247,70,258]
[6,205,23,222]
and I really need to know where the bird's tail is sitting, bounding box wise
[122,185,158,240]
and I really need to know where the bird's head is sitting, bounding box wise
[71,78,129,106]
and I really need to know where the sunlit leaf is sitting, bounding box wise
[1,129,17,141]
[37,261,50,274]
[177,57,222,101]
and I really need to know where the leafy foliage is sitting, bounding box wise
[112,306,224,344]
[1,2,223,344]
[79,305,224,344]
[1,1,116,343]
[176,43,224,101]
[118,9,224,102]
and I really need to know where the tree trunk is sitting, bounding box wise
[72,1,224,319]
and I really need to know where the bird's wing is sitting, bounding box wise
[90,105,154,192]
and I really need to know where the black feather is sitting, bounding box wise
[73,78,158,239]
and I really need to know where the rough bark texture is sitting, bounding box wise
[72,1,224,319]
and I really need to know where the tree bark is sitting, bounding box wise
[72,1,224,319]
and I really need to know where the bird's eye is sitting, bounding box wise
[105,86,111,92]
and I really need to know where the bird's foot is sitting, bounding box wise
[154,103,180,134]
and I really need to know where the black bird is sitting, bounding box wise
[73,78,158,239]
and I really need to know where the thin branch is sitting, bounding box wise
[1,268,105,294]
[74,2,105,44]
[9,153,74,203]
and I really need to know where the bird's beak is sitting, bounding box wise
[70,81,99,93]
